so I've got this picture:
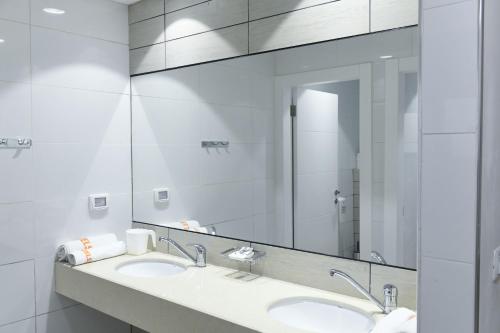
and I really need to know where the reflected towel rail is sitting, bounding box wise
[201,141,229,148]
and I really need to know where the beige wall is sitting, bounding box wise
[129,0,418,74]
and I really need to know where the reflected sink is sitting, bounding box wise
[268,298,374,333]
[116,259,186,278]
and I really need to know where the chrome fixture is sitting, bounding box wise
[201,141,229,148]
[370,251,387,265]
[0,137,32,149]
[329,269,398,314]
[334,189,345,206]
[158,236,206,267]
[334,189,346,256]
[220,246,266,264]
[43,8,65,15]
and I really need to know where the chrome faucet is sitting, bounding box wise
[330,269,398,314]
[159,236,207,267]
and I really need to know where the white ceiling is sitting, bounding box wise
[111,0,141,5]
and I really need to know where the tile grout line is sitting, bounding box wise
[30,24,129,46]
[0,258,34,268]
[422,131,478,135]
[30,81,131,96]
[129,0,343,52]
[130,21,248,50]
[421,254,476,265]
[27,2,39,330]
[422,0,472,11]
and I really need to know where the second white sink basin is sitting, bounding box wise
[268,298,374,333]
[116,259,186,278]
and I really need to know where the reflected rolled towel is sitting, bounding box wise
[56,233,118,261]
[371,308,417,333]
[228,247,255,260]
[67,241,126,266]
[163,220,209,234]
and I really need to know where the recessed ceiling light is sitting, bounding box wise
[0,39,5,44]
[43,8,65,15]
[380,55,393,59]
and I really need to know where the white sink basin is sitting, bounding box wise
[268,298,374,333]
[116,259,186,278]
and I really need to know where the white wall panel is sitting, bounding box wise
[0,318,35,333]
[421,0,479,134]
[0,19,30,82]
[31,27,130,94]
[0,0,29,23]
[0,203,35,265]
[31,0,129,44]
[0,261,35,326]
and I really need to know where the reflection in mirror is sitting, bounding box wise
[131,27,419,269]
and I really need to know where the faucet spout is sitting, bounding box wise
[159,236,206,267]
[330,269,397,314]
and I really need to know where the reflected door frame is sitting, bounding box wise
[275,64,373,258]
[384,57,419,266]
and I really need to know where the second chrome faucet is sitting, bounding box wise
[159,236,207,267]
[330,269,398,314]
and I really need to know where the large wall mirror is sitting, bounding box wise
[131,26,419,270]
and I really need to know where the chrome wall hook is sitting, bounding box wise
[0,137,32,149]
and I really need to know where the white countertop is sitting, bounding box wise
[57,252,384,333]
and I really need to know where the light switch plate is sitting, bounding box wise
[88,193,110,211]
[154,188,169,203]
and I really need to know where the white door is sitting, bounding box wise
[294,89,339,255]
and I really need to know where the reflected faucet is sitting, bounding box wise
[159,236,207,267]
[370,251,387,265]
[330,269,397,314]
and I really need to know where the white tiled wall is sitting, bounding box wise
[479,0,500,330]
[0,0,131,331]
[419,0,481,332]
[132,53,276,242]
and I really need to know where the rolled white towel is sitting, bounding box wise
[371,308,417,333]
[163,220,208,234]
[67,241,126,266]
[56,233,118,261]
[397,317,417,333]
